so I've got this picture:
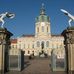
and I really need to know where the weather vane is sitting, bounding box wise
[0,12,15,28]
[61,9,74,27]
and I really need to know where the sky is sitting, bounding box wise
[0,0,74,38]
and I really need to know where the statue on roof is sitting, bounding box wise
[61,9,74,27]
[0,12,15,28]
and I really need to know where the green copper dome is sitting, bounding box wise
[36,3,50,22]
[36,15,49,22]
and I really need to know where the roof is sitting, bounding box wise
[51,34,63,37]
[21,34,63,37]
[11,39,17,43]
[21,34,34,37]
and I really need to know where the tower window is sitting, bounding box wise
[47,27,48,32]
[42,26,44,32]
[37,27,39,32]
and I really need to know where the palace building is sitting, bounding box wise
[11,4,65,58]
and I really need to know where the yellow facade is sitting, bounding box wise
[11,4,65,58]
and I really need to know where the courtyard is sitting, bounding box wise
[5,57,67,74]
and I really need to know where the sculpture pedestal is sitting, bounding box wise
[51,48,66,71]
[0,28,13,73]
[62,27,74,74]
[9,48,24,71]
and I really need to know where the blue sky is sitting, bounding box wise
[0,0,74,38]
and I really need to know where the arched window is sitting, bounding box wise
[37,41,40,47]
[46,41,49,47]
[41,41,44,49]
[42,26,44,32]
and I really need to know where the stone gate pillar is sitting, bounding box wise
[0,28,13,74]
[62,27,74,74]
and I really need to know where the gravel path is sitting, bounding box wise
[5,58,67,74]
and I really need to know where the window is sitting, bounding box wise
[32,51,34,53]
[47,27,48,32]
[15,45,17,49]
[37,41,40,47]
[32,51,34,56]
[57,44,58,49]
[28,51,30,54]
[19,44,21,49]
[15,50,17,54]
[46,41,49,47]
[24,51,25,54]
[9,45,11,49]
[12,45,14,48]
[37,27,39,32]
[32,44,34,48]
[42,26,44,32]
[28,44,29,48]
[12,50,14,54]
[24,44,25,49]
[41,41,44,49]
